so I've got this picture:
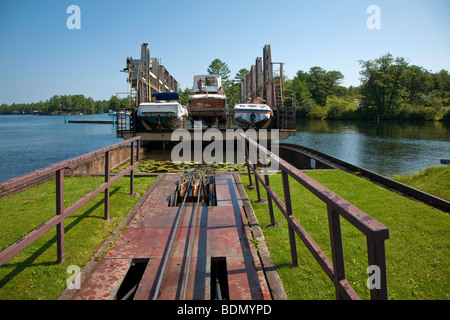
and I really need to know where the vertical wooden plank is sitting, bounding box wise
[281,170,298,267]
[327,205,346,299]
[56,169,65,263]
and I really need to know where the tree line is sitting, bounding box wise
[3,54,449,121]
[0,94,131,115]
[285,53,450,121]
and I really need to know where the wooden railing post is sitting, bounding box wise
[281,170,298,267]
[56,169,65,263]
[104,151,110,220]
[327,205,346,299]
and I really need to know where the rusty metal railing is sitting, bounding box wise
[0,136,141,266]
[241,133,389,300]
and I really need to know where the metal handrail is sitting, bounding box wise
[240,133,389,300]
[0,137,141,266]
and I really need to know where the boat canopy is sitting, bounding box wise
[192,74,222,93]
[152,92,180,101]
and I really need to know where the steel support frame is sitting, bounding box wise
[241,133,389,300]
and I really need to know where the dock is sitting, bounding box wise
[68,173,272,300]
[68,120,114,124]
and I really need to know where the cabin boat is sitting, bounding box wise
[188,74,227,127]
[137,92,187,130]
[233,103,273,129]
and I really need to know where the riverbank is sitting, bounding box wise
[392,165,450,201]
[297,97,450,122]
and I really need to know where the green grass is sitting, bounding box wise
[0,175,155,300]
[393,165,450,201]
[241,170,449,300]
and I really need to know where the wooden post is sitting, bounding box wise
[56,169,65,263]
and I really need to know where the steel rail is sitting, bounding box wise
[152,172,195,300]
[182,169,208,299]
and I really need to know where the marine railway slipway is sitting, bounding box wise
[69,171,272,300]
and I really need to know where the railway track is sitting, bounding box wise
[149,168,226,300]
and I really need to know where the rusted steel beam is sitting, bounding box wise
[63,161,139,218]
[240,133,388,300]
[105,150,111,220]
[0,215,62,266]
[0,138,141,267]
[338,279,361,300]
[282,171,298,267]
[327,205,346,299]
[241,133,389,241]
[56,169,65,263]
[367,236,388,300]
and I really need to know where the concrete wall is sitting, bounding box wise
[65,145,143,176]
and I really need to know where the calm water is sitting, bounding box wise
[0,114,122,182]
[285,119,450,176]
[0,115,449,182]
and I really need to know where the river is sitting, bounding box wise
[0,114,122,183]
[285,119,450,176]
[0,115,449,182]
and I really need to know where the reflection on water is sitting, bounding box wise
[286,119,450,176]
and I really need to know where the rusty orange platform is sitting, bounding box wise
[70,173,271,300]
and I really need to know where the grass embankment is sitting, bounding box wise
[241,170,449,300]
[0,175,156,300]
[393,165,450,201]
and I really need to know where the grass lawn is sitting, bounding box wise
[0,175,156,300]
[392,165,450,201]
[240,170,449,300]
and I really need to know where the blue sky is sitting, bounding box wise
[0,0,449,104]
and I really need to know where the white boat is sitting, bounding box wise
[137,92,187,130]
[233,103,273,129]
[188,74,227,127]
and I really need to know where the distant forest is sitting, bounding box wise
[284,53,450,121]
[0,95,130,115]
[2,53,449,121]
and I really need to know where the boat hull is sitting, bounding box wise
[233,104,272,129]
[137,102,186,130]
[188,96,227,127]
